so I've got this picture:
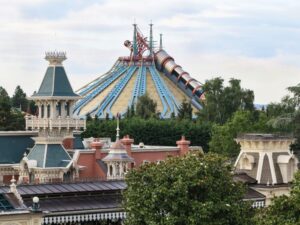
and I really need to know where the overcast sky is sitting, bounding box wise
[0,0,300,104]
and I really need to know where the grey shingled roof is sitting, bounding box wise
[33,66,78,97]
[27,144,72,168]
[23,195,122,212]
[0,181,126,195]
[0,133,36,164]
[0,181,126,213]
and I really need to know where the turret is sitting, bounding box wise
[20,52,86,184]
[25,52,85,140]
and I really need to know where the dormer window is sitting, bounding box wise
[239,154,255,170]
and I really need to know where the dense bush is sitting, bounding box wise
[82,117,212,151]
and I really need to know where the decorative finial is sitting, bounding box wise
[116,113,120,141]
[45,51,67,66]
[10,174,24,205]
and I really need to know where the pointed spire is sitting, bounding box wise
[149,21,153,56]
[133,23,138,57]
[159,33,163,50]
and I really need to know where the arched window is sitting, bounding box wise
[47,104,51,118]
[109,165,113,176]
[41,105,44,118]
[57,102,61,117]
[29,172,34,184]
[116,163,120,176]
[65,102,70,117]
[239,154,254,170]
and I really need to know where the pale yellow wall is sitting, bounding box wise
[253,186,291,206]
[0,212,43,225]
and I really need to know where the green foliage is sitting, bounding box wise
[124,152,253,225]
[82,117,211,151]
[287,83,300,108]
[125,104,136,119]
[178,99,193,120]
[0,86,25,131]
[136,94,158,119]
[255,172,300,225]
[0,86,12,130]
[266,96,296,118]
[209,110,273,158]
[198,78,254,124]
[11,85,28,112]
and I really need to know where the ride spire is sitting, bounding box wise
[149,21,153,56]
[159,33,163,50]
[133,23,138,57]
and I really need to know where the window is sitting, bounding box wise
[41,105,44,118]
[252,201,265,208]
[47,104,51,118]
[57,102,61,116]
[65,102,70,116]
[143,160,150,165]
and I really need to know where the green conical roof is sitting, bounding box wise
[33,66,78,97]
[31,52,79,98]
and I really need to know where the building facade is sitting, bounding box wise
[234,133,298,206]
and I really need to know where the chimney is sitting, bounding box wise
[91,138,104,159]
[121,135,134,157]
[176,136,191,156]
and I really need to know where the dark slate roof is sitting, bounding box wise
[73,133,84,149]
[27,144,72,168]
[237,133,294,140]
[32,66,78,97]
[0,181,126,195]
[244,188,265,201]
[23,195,122,212]
[0,193,14,210]
[233,172,257,184]
[0,132,37,164]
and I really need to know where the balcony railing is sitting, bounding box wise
[25,115,86,131]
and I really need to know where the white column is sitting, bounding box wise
[36,102,41,118]
[51,101,56,119]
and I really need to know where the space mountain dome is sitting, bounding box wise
[73,24,205,119]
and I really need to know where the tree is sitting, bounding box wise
[124,152,253,225]
[136,94,157,119]
[178,99,193,120]
[197,78,254,124]
[0,87,12,130]
[125,104,136,119]
[287,83,300,108]
[209,110,272,158]
[255,172,300,225]
[11,85,28,112]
